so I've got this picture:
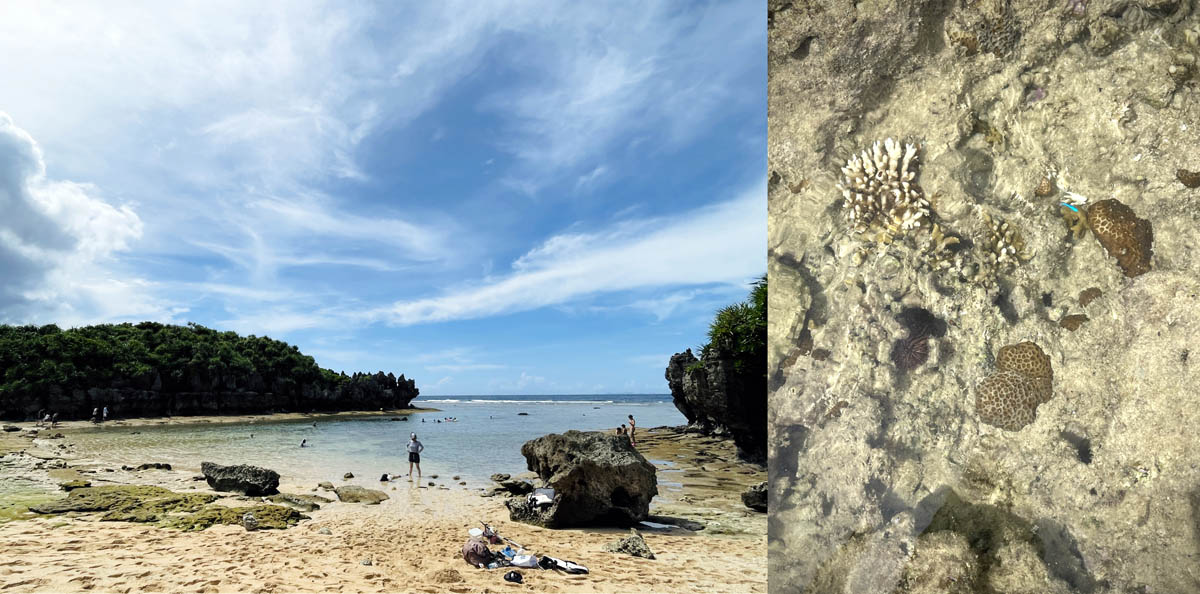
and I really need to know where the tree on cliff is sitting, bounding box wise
[700,274,767,377]
[0,322,417,420]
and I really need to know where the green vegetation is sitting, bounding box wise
[695,275,767,376]
[0,321,358,398]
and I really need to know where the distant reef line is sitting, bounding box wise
[0,322,418,422]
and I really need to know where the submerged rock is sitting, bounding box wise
[506,430,656,528]
[334,485,388,504]
[201,462,280,496]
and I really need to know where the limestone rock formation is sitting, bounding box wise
[742,481,767,512]
[200,462,280,496]
[665,347,766,463]
[505,430,656,528]
[333,485,389,504]
[603,529,656,559]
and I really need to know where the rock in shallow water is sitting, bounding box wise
[334,485,388,504]
[201,461,279,496]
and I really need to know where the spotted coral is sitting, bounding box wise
[1088,199,1153,277]
[976,371,1041,431]
[836,138,930,234]
[976,341,1054,431]
[995,341,1053,402]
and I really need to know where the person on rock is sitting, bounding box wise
[627,414,637,447]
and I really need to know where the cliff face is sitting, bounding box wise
[1,370,418,421]
[665,346,765,463]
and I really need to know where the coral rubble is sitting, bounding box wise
[1087,199,1154,278]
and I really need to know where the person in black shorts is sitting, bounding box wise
[407,433,424,479]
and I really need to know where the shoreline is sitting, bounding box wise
[0,408,434,455]
[0,423,765,592]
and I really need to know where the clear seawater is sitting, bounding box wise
[61,394,685,490]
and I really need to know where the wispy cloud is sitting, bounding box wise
[370,180,765,325]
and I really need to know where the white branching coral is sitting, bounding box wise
[836,138,931,233]
[982,211,1029,267]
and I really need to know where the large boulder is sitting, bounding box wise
[665,347,766,463]
[506,430,656,528]
[200,462,280,496]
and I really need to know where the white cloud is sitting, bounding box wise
[371,179,765,325]
[575,165,609,191]
[0,113,170,325]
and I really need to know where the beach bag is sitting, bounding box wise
[462,536,495,568]
[511,554,540,568]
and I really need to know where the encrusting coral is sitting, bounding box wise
[976,341,1054,431]
[837,138,930,234]
[1088,199,1153,277]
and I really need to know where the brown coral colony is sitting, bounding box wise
[975,341,1053,431]
[1088,199,1153,278]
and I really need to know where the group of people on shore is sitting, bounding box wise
[90,406,110,424]
[35,409,60,428]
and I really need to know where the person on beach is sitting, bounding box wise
[102,406,109,422]
[628,414,637,447]
[36,409,44,427]
[407,433,424,479]
[51,412,59,428]
[91,408,99,423]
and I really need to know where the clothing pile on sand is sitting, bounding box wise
[461,523,588,579]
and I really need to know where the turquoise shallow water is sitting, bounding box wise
[63,394,685,489]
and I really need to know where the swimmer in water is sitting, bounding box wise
[301,439,307,447]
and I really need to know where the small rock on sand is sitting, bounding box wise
[318,527,332,535]
[490,473,511,482]
[343,472,354,479]
[431,568,464,583]
[604,528,656,559]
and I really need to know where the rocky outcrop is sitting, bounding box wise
[334,485,389,504]
[666,347,766,463]
[505,430,656,528]
[201,462,280,496]
[741,481,767,512]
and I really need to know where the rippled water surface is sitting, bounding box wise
[65,395,684,489]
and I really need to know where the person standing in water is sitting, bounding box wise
[627,414,637,447]
[407,433,424,479]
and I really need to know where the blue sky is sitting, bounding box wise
[0,2,764,395]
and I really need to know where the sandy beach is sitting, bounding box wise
[0,421,765,593]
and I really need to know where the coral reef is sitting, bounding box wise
[836,138,930,234]
[976,341,1053,431]
[981,211,1028,269]
[1087,199,1154,277]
